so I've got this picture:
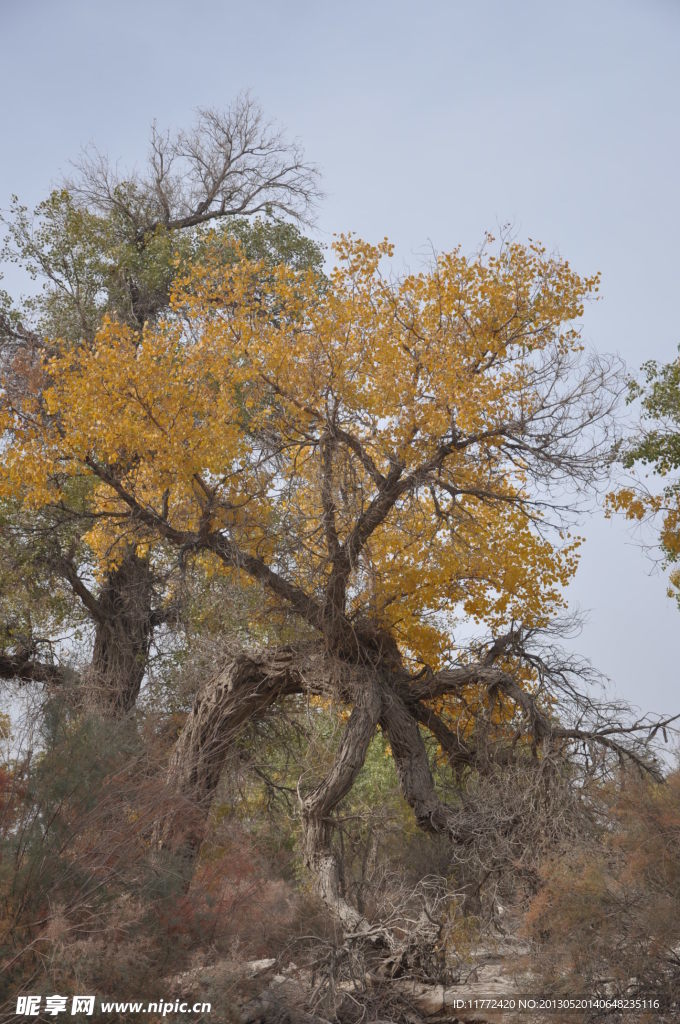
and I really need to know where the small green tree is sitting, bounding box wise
[609,353,680,606]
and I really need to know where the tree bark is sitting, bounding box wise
[298,672,387,941]
[155,646,312,852]
[86,548,155,714]
[154,643,474,940]
[380,689,470,845]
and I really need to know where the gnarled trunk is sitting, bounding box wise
[152,629,499,953]
[380,689,470,844]
[155,646,313,852]
[87,549,155,714]
[153,639,477,939]
[298,673,388,942]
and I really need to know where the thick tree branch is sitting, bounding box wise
[157,645,312,852]
[299,671,388,941]
[380,688,472,843]
[0,650,68,687]
[57,555,103,622]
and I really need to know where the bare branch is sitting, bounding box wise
[67,93,322,239]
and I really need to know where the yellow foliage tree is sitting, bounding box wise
[3,233,645,939]
[1,236,599,656]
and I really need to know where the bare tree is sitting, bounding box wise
[70,94,321,240]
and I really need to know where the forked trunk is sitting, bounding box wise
[154,638,473,951]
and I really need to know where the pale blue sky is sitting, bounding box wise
[1,0,679,722]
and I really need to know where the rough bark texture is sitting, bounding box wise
[381,689,469,844]
[156,642,479,937]
[87,549,155,714]
[299,673,387,941]
[152,621,666,949]
[156,646,315,851]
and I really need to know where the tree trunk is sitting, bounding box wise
[155,646,311,852]
[87,549,154,714]
[298,673,388,942]
[153,638,476,946]
[380,688,471,845]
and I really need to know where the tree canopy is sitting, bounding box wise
[0,235,608,666]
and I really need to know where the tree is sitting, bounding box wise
[2,229,667,951]
[608,353,680,608]
[0,95,322,713]
[2,93,320,339]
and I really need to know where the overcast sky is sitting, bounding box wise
[1,0,679,723]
